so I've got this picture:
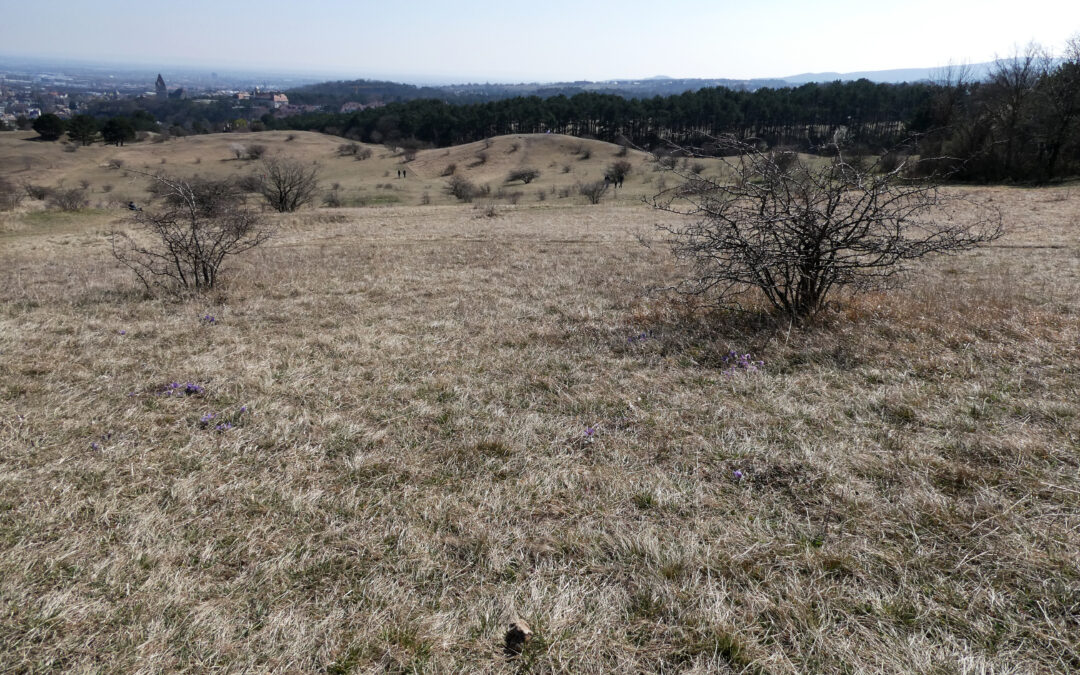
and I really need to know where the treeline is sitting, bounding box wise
[267,79,935,151]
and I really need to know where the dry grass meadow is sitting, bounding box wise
[1,131,1079,673]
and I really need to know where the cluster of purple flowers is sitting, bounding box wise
[722,350,764,375]
[584,426,596,438]
[162,382,205,396]
[626,332,650,344]
[198,405,249,432]
[201,314,217,324]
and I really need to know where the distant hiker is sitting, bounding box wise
[396,169,400,178]
[401,169,406,178]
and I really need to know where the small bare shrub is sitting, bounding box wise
[79,179,91,191]
[47,188,89,211]
[21,182,49,201]
[446,176,479,202]
[0,178,25,211]
[323,190,343,208]
[102,184,113,193]
[441,163,457,177]
[506,168,540,184]
[470,151,488,167]
[246,144,267,160]
[605,160,633,187]
[106,159,124,169]
[578,180,608,204]
[337,143,360,157]
[579,149,591,161]
[420,192,431,205]
[508,142,520,154]
[286,134,297,142]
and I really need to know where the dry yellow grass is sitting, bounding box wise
[1,132,1079,672]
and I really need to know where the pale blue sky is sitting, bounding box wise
[3,0,1078,82]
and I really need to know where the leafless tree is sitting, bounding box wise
[110,173,271,293]
[649,136,1003,319]
[256,157,320,212]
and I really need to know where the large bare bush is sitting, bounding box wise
[110,173,270,292]
[256,157,320,212]
[650,136,1003,318]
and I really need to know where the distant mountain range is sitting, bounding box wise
[780,62,996,84]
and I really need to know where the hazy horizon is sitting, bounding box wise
[2,0,1078,84]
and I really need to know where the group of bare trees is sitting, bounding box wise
[917,38,1080,181]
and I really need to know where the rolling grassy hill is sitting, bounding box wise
[1,130,1078,672]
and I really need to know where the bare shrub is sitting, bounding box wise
[557,186,571,198]
[420,192,431,205]
[504,191,523,205]
[230,144,246,160]
[650,136,1004,318]
[286,134,297,142]
[338,143,360,157]
[106,159,124,170]
[508,142,520,154]
[0,178,25,211]
[605,160,633,186]
[47,188,88,211]
[615,144,629,157]
[323,190,343,208]
[561,165,571,174]
[102,184,113,194]
[578,180,608,204]
[579,148,591,161]
[236,174,263,194]
[255,157,319,212]
[246,144,267,160]
[769,150,799,173]
[79,179,91,191]
[536,190,546,202]
[356,147,373,160]
[110,173,269,293]
[470,151,488,168]
[445,176,480,202]
[441,163,457,177]
[506,168,540,184]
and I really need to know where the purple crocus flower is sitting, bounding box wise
[733,469,744,480]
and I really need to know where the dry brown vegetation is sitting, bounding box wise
[1,131,1079,673]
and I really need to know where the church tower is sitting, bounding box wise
[155,74,167,100]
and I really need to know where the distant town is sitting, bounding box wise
[0,60,391,130]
